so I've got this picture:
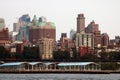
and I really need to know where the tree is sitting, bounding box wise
[109,51,120,61]
[22,46,39,61]
[0,46,10,60]
[71,48,80,60]
[80,53,96,61]
[101,62,120,70]
[53,50,70,61]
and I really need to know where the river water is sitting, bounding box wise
[0,74,120,80]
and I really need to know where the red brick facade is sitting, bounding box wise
[0,28,10,45]
[29,28,56,44]
[79,46,90,56]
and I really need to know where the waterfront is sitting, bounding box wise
[0,74,120,80]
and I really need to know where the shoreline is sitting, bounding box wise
[0,70,119,74]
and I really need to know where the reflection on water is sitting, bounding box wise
[0,74,120,80]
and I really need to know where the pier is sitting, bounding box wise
[0,62,120,73]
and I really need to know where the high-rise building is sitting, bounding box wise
[18,14,31,28]
[0,18,10,45]
[76,14,95,56]
[59,33,73,51]
[70,29,76,40]
[75,32,94,56]
[15,14,31,44]
[39,38,54,60]
[77,14,85,33]
[101,33,109,47]
[13,23,19,32]
[29,16,56,45]
[86,20,102,47]
[19,14,31,23]
[86,20,99,33]
[17,26,30,42]
[0,18,5,30]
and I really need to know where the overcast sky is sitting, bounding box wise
[0,0,120,40]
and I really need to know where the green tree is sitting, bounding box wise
[22,47,39,61]
[80,53,96,60]
[0,46,9,59]
[109,51,120,61]
[101,62,119,70]
[53,50,70,61]
[71,48,80,60]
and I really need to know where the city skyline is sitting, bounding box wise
[0,0,120,40]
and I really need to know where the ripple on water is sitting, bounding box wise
[0,74,120,80]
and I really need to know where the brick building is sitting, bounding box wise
[86,20,102,47]
[59,33,74,51]
[101,33,109,47]
[76,14,94,56]
[0,28,10,45]
[29,22,56,45]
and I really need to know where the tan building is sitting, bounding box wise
[75,32,94,49]
[39,38,54,60]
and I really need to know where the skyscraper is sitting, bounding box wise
[18,14,31,27]
[17,26,30,42]
[76,14,94,56]
[16,14,31,42]
[70,29,76,40]
[29,16,56,45]
[0,18,5,30]
[77,14,85,33]
[13,23,19,32]
[19,14,31,24]
[86,20,99,33]
[86,20,102,47]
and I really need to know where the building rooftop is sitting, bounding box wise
[37,22,55,27]
[0,62,95,67]
[0,62,27,67]
[58,62,94,66]
[29,62,43,65]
